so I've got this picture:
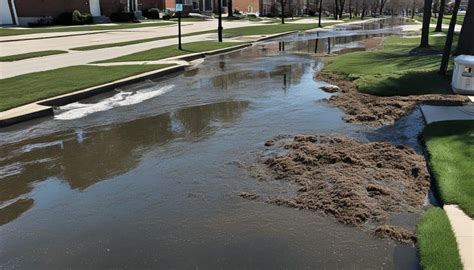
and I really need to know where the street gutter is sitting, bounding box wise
[0,32,297,127]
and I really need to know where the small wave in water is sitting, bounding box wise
[55,85,174,120]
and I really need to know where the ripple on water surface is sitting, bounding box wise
[0,19,419,269]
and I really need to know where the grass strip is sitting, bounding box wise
[0,22,175,37]
[72,23,328,51]
[414,14,465,26]
[417,208,462,270]
[323,34,456,96]
[0,64,171,111]
[423,121,474,217]
[96,41,246,63]
[0,50,67,62]
[71,30,214,51]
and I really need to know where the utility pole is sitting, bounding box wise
[218,0,223,42]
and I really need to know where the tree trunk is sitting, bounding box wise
[228,0,233,17]
[379,0,385,15]
[318,0,323,27]
[439,0,461,74]
[419,0,433,48]
[361,8,366,19]
[281,0,285,24]
[349,0,352,19]
[289,0,293,19]
[334,0,339,19]
[338,0,345,19]
[411,0,416,18]
[455,0,474,55]
[434,0,445,31]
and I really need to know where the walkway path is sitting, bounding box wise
[0,33,225,79]
[420,104,474,270]
[1,18,346,79]
[421,104,474,124]
[0,20,263,56]
[444,205,474,270]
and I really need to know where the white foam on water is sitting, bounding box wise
[55,85,174,120]
[21,141,64,153]
[0,162,23,179]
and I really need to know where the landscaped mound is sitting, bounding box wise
[317,73,469,126]
[249,135,431,243]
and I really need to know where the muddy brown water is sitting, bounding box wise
[1,19,425,269]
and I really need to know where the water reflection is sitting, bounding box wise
[0,18,417,268]
[0,101,249,225]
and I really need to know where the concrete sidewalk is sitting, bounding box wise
[0,21,175,42]
[0,20,265,56]
[420,104,474,124]
[444,205,474,270]
[0,33,241,78]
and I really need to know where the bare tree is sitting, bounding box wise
[455,0,474,55]
[361,0,368,19]
[419,0,433,48]
[379,0,388,14]
[434,0,445,31]
[338,0,346,18]
[319,0,324,26]
[439,0,461,74]
[334,0,340,19]
[280,0,288,23]
[349,0,353,18]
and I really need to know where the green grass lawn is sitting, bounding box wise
[322,34,456,96]
[414,14,465,26]
[72,23,326,51]
[423,121,474,217]
[0,50,67,62]
[97,41,246,63]
[0,65,170,111]
[417,208,462,270]
[0,22,175,37]
[71,30,214,51]
[442,14,465,25]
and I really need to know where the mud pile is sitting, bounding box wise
[256,135,431,243]
[317,73,469,126]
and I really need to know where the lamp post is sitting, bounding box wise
[218,0,223,42]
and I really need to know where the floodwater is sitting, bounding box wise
[0,18,422,269]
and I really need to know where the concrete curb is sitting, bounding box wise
[254,31,299,42]
[40,64,186,107]
[0,104,53,127]
[0,31,295,127]
[0,64,186,127]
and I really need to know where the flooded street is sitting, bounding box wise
[1,19,422,269]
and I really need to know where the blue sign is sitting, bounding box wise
[175,4,183,11]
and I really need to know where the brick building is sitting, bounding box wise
[1,0,165,26]
[232,0,259,14]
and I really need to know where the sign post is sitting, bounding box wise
[217,0,222,42]
[176,3,183,50]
